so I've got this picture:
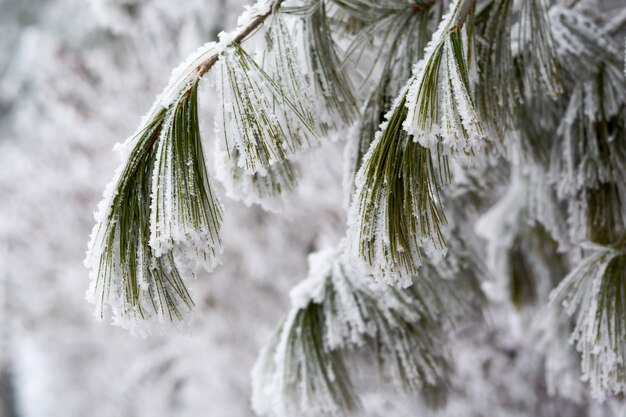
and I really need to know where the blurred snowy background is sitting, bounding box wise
[0,0,625,416]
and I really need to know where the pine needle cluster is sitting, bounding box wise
[85,0,626,408]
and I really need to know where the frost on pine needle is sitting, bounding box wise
[150,80,223,269]
[253,244,464,416]
[475,0,517,138]
[550,242,626,400]
[215,144,298,212]
[85,90,222,333]
[347,94,450,286]
[549,6,620,85]
[287,0,358,132]
[404,0,485,160]
[548,61,626,245]
[516,0,562,99]
[217,44,317,175]
[213,11,306,212]
[341,1,430,201]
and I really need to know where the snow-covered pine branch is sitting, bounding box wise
[347,90,450,286]
[85,0,326,332]
[82,0,626,410]
[404,0,485,159]
[252,243,480,416]
[551,242,626,400]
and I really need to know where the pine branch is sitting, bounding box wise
[85,0,295,331]
[517,0,563,98]
[196,1,286,78]
[348,91,450,286]
[252,245,465,416]
[85,79,227,335]
[342,1,430,200]
[551,241,626,400]
[287,0,359,131]
[156,1,288,109]
[453,0,475,29]
[404,0,485,159]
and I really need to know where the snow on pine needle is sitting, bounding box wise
[150,81,224,269]
[547,24,626,244]
[340,0,431,202]
[216,43,317,176]
[550,242,626,401]
[215,144,298,212]
[404,0,485,160]
[516,0,563,99]
[252,244,457,417]
[288,0,359,132]
[213,10,309,211]
[475,0,517,139]
[85,81,223,334]
[347,92,450,287]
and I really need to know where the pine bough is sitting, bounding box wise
[85,0,626,410]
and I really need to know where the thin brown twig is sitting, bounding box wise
[454,0,477,30]
[168,1,285,105]
[196,0,285,78]
[145,2,284,165]
[411,1,436,14]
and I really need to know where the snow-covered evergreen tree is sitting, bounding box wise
[2,0,626,416]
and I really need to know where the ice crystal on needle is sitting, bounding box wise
[150,81,223,269]
[85,81,223,334]
[216,44,317,175]
[551,243,626,400]
[252,244,458,417]
[213,9,312,211]
[404,0,485,160]
[347,92,450,287]
[215,144,298,212]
